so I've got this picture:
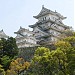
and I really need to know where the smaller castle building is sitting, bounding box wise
[0,29,8,39]
[14,27,38,48]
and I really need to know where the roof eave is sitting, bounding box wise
[33,12,51,19]
[62,17,67,20]
[33,16,38,19]
[29,25,36,28]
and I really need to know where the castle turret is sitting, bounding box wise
[0,29,8,39]
[14,27,38,48]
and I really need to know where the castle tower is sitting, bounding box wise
[29,6,69,45]
[0,29,8,39]
[14,26,38,48]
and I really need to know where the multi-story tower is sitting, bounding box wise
[0,29,8,39]
[14,26,38,48]
[29,6,69,45]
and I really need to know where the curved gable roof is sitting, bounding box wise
[33,6,66,20]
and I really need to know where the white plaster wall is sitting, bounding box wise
[49,14,59,21]
[38,14,50,21]
[51,37,57,41]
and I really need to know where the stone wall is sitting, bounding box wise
[18,44,56,61]
[18,47,38,61]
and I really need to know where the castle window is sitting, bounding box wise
[45,17,46,20]
[53,17,55,20]
[43,18,44,21]
[35,31,39,33]
[43,17,46,21]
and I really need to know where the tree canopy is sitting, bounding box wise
[27,33,75,75]
[6,58,30,75]
[0,37,18,71]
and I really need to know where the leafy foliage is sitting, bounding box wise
[1,55,11,71]
[0,30,75,75]
[0,65,5,75]
[27,33,75,75]
[6,58,30,75]
[0,37,18,71]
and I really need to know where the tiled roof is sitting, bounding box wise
[33,6,66,19]
[0,30,8,38]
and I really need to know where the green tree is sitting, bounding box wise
[56,36,75,75]
[6,58,30,75]
[27,47,47,75]
[51,48,68,75]
[1,55,11,71]
[28,45,75,75]
[0,65,5,75]
[27,31,75,75]
[0,37,18,70]
[64,36,75,47]
[5,37,18,58]
[0,37,18,58]
[0,39,5,57]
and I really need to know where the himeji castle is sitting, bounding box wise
[15,6,70,48]
[29,6,70,45]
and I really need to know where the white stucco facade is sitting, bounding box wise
[14,27,38,48]
[29,6,69,45]
[0,30,8,39]
[15,6,70,47]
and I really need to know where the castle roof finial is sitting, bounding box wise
[55,10,57,12]
[1,29,3,31]
[20,26,22,29]
[42,5,44,9]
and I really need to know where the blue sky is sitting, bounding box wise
[0,0,74,37]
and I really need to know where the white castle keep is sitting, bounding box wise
[15,6,70,48]
[29,6,69,45]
